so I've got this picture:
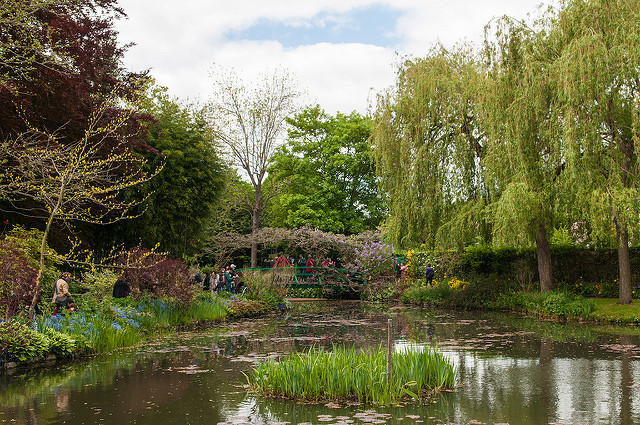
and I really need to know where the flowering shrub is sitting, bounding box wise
[354,242,396,279]
[447,277,469,291]
[117,247,194,306]
[0,243,37,319]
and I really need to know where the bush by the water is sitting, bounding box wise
[247,344,456,405]
[400,277,595,318]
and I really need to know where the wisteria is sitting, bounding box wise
[353,241,396,279]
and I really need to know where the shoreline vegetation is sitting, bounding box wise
[0,292,274,370]
[3,290,639,372]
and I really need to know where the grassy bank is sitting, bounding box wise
[588,299,640,324]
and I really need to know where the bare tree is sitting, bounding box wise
[208,67,301,267]
[1,98,162,318]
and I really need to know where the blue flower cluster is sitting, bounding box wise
[111,307,141,329]
[41,313,96,338]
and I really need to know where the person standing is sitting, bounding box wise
[212,271,220,292]
[274,253,290,267]
[224,267,232,292]
[305,256,315,280]
[202,271,211,291]
[52,272,72,313]
[425,263,434,287]
[112,275,130,298]
[193,269,202,286]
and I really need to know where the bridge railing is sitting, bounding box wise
[238,266,364,290]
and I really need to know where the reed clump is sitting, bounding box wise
[247,344,456,405]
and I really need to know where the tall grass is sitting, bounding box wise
[247,344,455,404]
[187,299,228,321]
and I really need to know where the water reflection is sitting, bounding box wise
[1,300,640,424]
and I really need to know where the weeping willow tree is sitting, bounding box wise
[552,0,640,304]
[480,9,565,292]
[372,44,487,250]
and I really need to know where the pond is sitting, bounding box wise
[2,300,640,425]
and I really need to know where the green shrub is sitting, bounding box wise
[401,281,451,305]
[242,269,290,304]
[541,292,595,317]
[42,327,85,357]
[494,291,595,317]
[0,321,49,362]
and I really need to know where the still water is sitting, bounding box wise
[2,300,640,425]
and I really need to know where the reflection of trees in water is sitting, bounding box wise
[4,301,640,425]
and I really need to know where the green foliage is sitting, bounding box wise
[496,291,595,318]
[372,44,486,249]
[42,327,84,357]
[186,298,228,321]
[268,105,384,234]
[460,245,533,276]
[361,278,409,303]
[225,298,270,317]
[78,269,118,295]
[248,344,456,404]
[101,83,227,258]
[406,250,439,280]
[74,269,118,314]
[0,321,49,362]
[242,269,291,305]
[541,292,595,317]
[287,286,324,298]
[401,281,451,305]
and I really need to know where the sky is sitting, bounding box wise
[113,0,552,115]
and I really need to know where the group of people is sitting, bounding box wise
[262,253,337,272]
[393,260,435,287]
[195,265,242,293]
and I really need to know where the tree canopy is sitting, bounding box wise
[372,44,486,250]
[371,0,640,300]
[96,84,228,258]
[268,105,384,235]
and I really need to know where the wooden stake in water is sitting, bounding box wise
[387,318,392,389]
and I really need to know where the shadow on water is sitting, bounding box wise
[2,300,640,424]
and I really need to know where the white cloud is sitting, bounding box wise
[114,0,552,114]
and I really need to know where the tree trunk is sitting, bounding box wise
[251,208,260,268]
[616,222,632,304]
[536,220,553,292]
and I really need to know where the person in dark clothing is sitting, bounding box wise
[193,270,202,285]
[202,271,211,291]
[224,267,232,292]
[113,279,130,298]
[425,263,434,287]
